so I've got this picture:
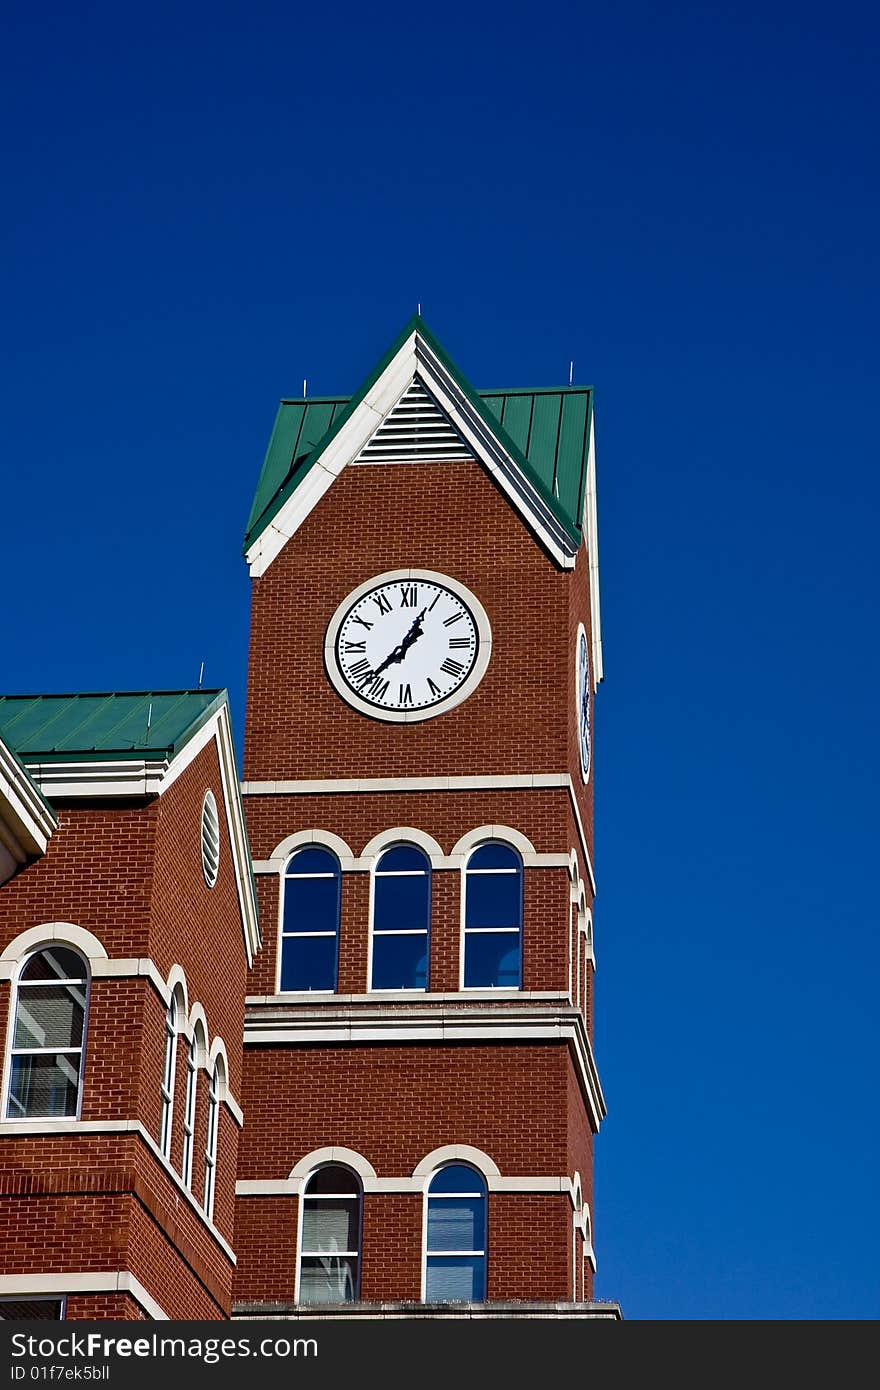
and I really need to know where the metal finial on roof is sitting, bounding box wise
[569,360,574,386]
[198,661,204,690]
[303,378,307,398]
[146,702,152,739]
[417,302,421,316]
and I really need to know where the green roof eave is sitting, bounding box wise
[243,316,587,556]
[0,690,230,764]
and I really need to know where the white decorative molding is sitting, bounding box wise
[0,923,108,972]
[242,772,596,893]
[584,412,603,687]
[245,330,582,578]
[244,1003,606,1132]
[237,1171,574,1197]
[450,825,536,859]
[0,1272,168,1320]
[247,989,569,1006]
[412,1145,500,1179]
[0,734,56,881]
[360,827,445,863]
[288,1147,378,1186]
[266,829,357,869]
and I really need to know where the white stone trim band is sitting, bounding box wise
[0,1272,168,1320]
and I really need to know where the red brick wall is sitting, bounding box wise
[238,448,601,1308]
[0,737,248,1318]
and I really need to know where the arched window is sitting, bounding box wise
[203,1061,220,1221]
[298,1166,361,1304]
[5,947,89,1120]
[425,1164,487,1302]
[280,848,341,992]
[159,997,179,1159]
[463,844,523,989]
[370,844,430,990]
[181,1033,198,1189]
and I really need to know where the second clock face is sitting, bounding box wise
[325,572,490,721]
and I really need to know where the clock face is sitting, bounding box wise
[325,571,491,722]
[577,629,591,782]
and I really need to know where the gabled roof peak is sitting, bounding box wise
[244,317,595,574]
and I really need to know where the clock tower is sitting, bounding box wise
[232,318,612,1318]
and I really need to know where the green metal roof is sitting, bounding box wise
[244,316,593,554]
[0,690,228,764]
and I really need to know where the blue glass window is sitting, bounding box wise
[425,1164,487,1301]
[299,1165,361,1304]
[371,844,430,990]
[463,844,522,988]
[280,848,341,992]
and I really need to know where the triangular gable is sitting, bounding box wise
[356,377,474,463]
[245,317,588,575]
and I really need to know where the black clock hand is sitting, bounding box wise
[371,609,427,677]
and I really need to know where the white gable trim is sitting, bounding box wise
[0,736,56,883]
[583,412,603,686]
[246,331,582,577]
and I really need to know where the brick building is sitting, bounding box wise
[0,319,618,1321]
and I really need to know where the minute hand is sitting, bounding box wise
[371,609,427,677]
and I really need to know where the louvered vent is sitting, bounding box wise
[357,378,474,462]
[201,790,220,888]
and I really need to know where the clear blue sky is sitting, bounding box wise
[3,1,878,1320]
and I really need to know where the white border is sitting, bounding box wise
[323,569,493,724]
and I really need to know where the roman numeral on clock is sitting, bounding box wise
[440,658,465,678]
[448,637,471,649]
[352,615,373,630]
[400,585,418,607]
[399,683,413,706]
[348,658,371,678]
[363,675,389,699]
[372,592,392,615]
[344,640,366,653]
[427,677,441,697]
[443,612,464,627]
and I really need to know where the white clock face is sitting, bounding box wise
[577,629,591,782]
[325,571,492,722]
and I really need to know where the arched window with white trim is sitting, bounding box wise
[181,1033,199,1188]
[370,844,430,990]
[298,1165,362,1304]
[462,843,523,989]
[280,847,341,992]
[159,997,179,1159]
[424,1163,487,1301]
[5,947,89,1119]
[203,1061,220,1221]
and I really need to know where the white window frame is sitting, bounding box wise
[460,844,523,992]
[277,848,341,995]
[368,844,431,992]
[159,997,179,1161]
[203,1063,219,1221]
[422,1163,488,1303]
[295,1165,363,1305]
[181,1033,198,1189]
[3,947,90,1123]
